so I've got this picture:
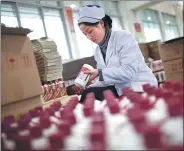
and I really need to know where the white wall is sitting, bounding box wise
[117,1,183,42]
[125,1,150,10]
[150,1,175,15]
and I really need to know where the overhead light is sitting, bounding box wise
[166,21,170,24]
[147,17,151,20]
[70,4,76,9]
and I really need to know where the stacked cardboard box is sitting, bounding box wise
[159,37,183,81]
[1,26,43,119]
[139,43,150,61]
[32,38,63,82]
[147,40,162,60]
[139,40,163,61]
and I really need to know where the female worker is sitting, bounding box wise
[78,5,157,102]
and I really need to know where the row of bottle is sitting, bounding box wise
[42,79,67,102]
[2,81,183,150]
[154,70,166,83]
[149,60,164,72]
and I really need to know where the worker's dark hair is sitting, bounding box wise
[78,14,112,29]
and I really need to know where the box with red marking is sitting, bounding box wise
[1,26,43,105]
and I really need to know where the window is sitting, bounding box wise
[40,1,58,7]
[112,17,122,31]
[140,9,162,42]
[18,4,45,40]
[95,1,118,16]
[73,13,96,58]
[1,3,19,27]
[162,13,179,41]
[43,8,70,60]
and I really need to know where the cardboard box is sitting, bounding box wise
[163,59,183,81]
[139,43,150,59]
[1,26,43,105]
[147,40,161,49]
[159,37,184,62]
[1,95,42,121]
[150,47,161,60]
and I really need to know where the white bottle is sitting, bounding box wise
[146,88,170,125]
[2,136,16,150]
[64,94,94,150]
[103,90,128,141]
[40,116,59,137]
[30,125,50,150]
[18,120,30,137]
[160,116,183,146]
[74,64,94,88]
[44,107,63,125]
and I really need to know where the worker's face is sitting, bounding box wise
[79,21,105,44]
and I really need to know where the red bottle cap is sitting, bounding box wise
[63,112,76,125]
[51,105,61,112]
[167,94,183,117]
[163,91,173,101]
[40,117,51,129]
[127,107,145,122]
[144,127,163,149]
[52,101,62,107]
[108,102,120,114]
[91,141,106,150]
[129,110,147,133]
[86,92,95,99]
[69,96,79,106]
[128,93,143,103]
[30,125,42,138]
[18,119,29,130]
[15,135,32,150]
[49,133,64,149]
[173,82,183,91]
[146,87,157,95]
[29,109,39,118]
[60,107,71,119]
[39,110,49,118]
[139,98,153,110]
[92,112,105,125]
[122,87,132,96]
[103,90,116,103]
[6,127,18,140]
[90,124,105,142]
[58,121,71,136]
[67,101,76,110]
[34,106,43,113]
[20,113,31,123]
[3,115,15,125]
[45,107,55,116]
[155,88,164,99]
[83,107,94,117]
[164,81,173,90]
[84,98,95,107]
[143,84,151,92]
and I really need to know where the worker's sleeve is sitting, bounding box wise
[98,69,104,81]
[102,33,140,84]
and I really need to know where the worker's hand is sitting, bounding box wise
[84,69,99,82]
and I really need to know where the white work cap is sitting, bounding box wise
[78,5,105,24]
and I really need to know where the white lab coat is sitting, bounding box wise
[89,30,158,96]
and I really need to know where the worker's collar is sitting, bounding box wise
[99,27,111,51]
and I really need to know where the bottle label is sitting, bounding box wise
[77,67,90,81]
